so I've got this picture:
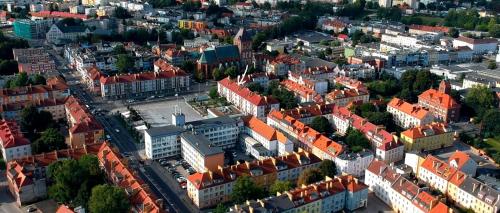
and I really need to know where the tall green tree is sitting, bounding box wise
[465,85,496,117]
[269,180,293,195]
[213,203,228,213]
[88,184,130,213]
[20,106,55,140]
[345,128,371,152]
[310,116,333,134]
[481,109,500,137]
[32,128,66,154]
[231,175,265,204]
[116,54,135,73]
[318,159,337,178]
[297,168,323,186]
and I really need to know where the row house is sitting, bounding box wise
[408,25,449,36]
[30,11,89,20]
[0,120,31,162]
[65,96,104,148]
[242,115,293,158]
[334,64,377,79]
[364,160,450,213]
[325,88,370,107]
[281,79,323,103]
[0,76,70,105]
[6,143,103,206]
[321,19,348,33]
[240,72,277,89]
[0,97,68,121]
[288,67,334,95]
[400,122,455,152]
[229,175,368,213]
[100,63,190,99]
[178,19,207,30]
[97,142,165,213]
[186,150,322,208]
[387,97,434,129]
[417,80,460,123]
[266,54,305,77]
[217,77,279,120]
[82,66,105,94]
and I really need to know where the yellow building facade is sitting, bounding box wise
[400,122,454,152]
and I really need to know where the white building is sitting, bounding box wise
[46,22,89,43]
[335,150,374,177]
[387,98,434,129]
[447,151,478,176]
[452,36,498,55]
[185,116,242,150]
[144,125,185,160]
[0,120,31,162]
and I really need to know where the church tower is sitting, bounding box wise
[234,28,253,66]
[438,79,451,94]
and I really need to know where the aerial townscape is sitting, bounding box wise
[0,0,499,212]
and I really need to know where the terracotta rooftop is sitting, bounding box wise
[420,154,457,181]
[218,77,279,106]
[388,97,431,120]
[0,120,29,149]
[242,116,277,141]
[401,122,450,139]
[65,96,103,134]
[418,88,460,109]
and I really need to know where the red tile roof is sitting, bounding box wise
[409,25,449,33]
[429,202,450,213]
[271,54,302,65]
[338,174,368,192]
[420,155,457,181]
[281,79,323,103]
[101,61,187,85]
[65,96,103,134]
[243,116,277,141]
[388,97,431,120]
[401,122,450,139]
[218,77,279,106]
[418,89,460,109]
[456,36,498,44]
[0,77,68,98]
[30,11,88,20]
[98,142,164,213]
[0,120,29,149]
[447,151,472,170]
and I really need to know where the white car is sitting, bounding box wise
[115,129,120,133]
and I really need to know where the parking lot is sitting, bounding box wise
[157,158,196,190]
[115,99,204,127]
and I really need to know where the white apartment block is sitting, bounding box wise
[185,116,241,150]
[335,150,374,177]
[144,125,185,160]
[452,36,498,55]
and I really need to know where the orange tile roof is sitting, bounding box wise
[420,155,457,181]
[101,61,187,85]
[448,170,467,187]
[56,205,75,213]
[218,77,279,106]
[401,122,450,139]
[388,97,431,120]
[338,174,368,192]
[409,25,449,33]
[429,202,450,213]
[447,151,472,170]
[418,89,460,109]
[281,80,323,103]
[243,116,277,141]
[325,88,368,101]
[271,54,302,65]
[413,191,438,212]
[0,119,29,149]
[98,142,164,213]
[31,11,88,19]
[65,96,103,134]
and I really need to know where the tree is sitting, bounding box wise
[0,60,18,75]
[481,109,500,137]
[269,180,293,195]
[31,74,46,85]
[113,45,127,55]
[212,67,225,80]
[209,87,218,99]
[181,61,195,73]
[114,6,131,19]
[488,61,497,69]
[88,184,130,213]
[297,168,323,186]
[448,27,459,38]
[20,106,55,140]
[32,128,66,154]
[310,116,333,134]
[247,82,264,93]
[213,203,228,213]
[231,175,265,204]
[116,54,135,73]
[465,85,496,117]
[224,66,239,78]
[345,128,370,152]
[318,159,337,178]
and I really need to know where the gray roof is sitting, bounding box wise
[145,125,185,137]
[180,132,224,157]
[459,176,500,208]
[185,116,238,128]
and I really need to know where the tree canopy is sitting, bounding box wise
[345,128,371,153]
[88,184,130,213]
[114,6,132,19]
[297,168,323,186]
[32,128,66,154]
[269,180,293,195]
[310,116,333,134]
[5,73,46,88]
[116,54,135,73]
[231,175,265,203]
[20,106,56,141]
[318,159,337,178]
[465,85,497,118]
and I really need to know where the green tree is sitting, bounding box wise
[247,82,264,93]
[224,66,239,78]
[212,67,225,80]
[213,203,228,213]
[209,87,218,99]
[310,116,333,134]
[20,106,55,140]
[448,27,459,38]
[32,128,66,154]
[345,128,370,152]
[114,6,131,19]
[481,109,500,137]
[318,159,337,178]
[488,61,497,69]
[231,175,265,204]
[116,54,135,73]
[0,60,18,75]
[31,74,46,85]
[181,61,195,73]
[465,85,496,117]
[113,45,127,55]
[88,184,130,213]
[269,180,293,195]
[297,168,323,186]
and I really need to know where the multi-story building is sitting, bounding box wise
[7,143,103,206]
[100,61,190,99]
[452,36,498,55]
[365,160,451,213]
[241,116,293,158]
[281,79,323,103]
[325,88,369,106]
[447,151,478,176]
[0,120,31,162]
[218,78,279,120]
[334,76,368,91]
[13,19,52,39]
[418,80,461,123]
[335,150,374,177]
[13,48,57,74]
[144,125,185,160]
[185,116,242,150]
[197,45,241,80]
[418,155,459,194]
[400,122,454,152]
[180,132,225,173]
[0,97,68,121]
[82,66,104,94]
[0,77,70,105]
[266,54,305,77]
[97,142,165,213]
[46,21,90,43]
[178,19,207,30]
[233,28,253,66]
[229,175,368,213]
[65,96,104,148]
[387,97,434,129]
[186,150,322,208]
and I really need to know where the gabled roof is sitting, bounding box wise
[218,77,279,106]
[388,97,431,120]
[243,116,277,141]
[198,45,239,64]
[0,120,29,149]
[420,155,457,181]
[401,122,450,139]
[418,89,460,109]
[447,151,474,170]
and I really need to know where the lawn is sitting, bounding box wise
[414,15,445,26]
